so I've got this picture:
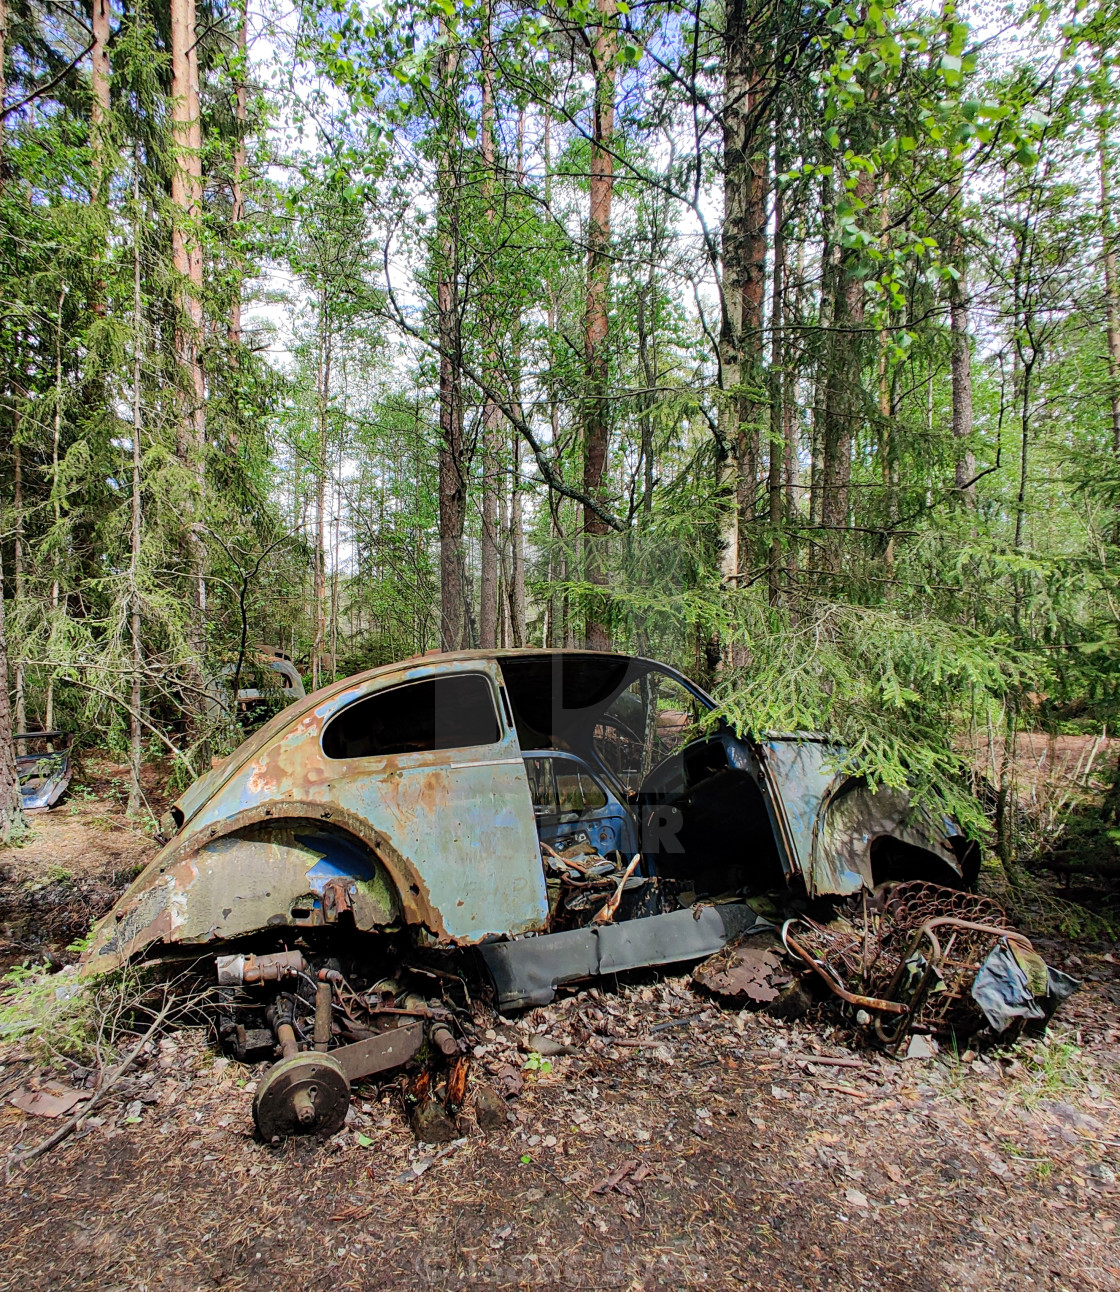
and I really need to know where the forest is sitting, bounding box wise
[1,0,1119,881]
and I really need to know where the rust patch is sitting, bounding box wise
[692,937,786,1002]
[84,798,454,974]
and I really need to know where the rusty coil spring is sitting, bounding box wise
[788,882,1019,1036]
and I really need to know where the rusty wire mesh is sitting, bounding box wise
[789,882,1018,1039]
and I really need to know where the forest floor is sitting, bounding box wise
[0,759,1117,1291]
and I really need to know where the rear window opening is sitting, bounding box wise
[322,674,501,759]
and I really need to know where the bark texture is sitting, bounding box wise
[948,183,975,499]
[91,0,111,199]
[436,23,469,651]
[1100,121,1120,456]
[478,19,500,648]
[717,0,767,587]
[821,168,874,556]
[170,0,207,699]
[229,2,247,349]
[582,0,617,651]
[0,538,21,842]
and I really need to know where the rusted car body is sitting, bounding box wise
[83,649,981,1137]
[15,732,73,813]
[87,649,974,977]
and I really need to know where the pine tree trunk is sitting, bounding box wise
[767,165,784,608]
[718,1,767,591]
[821,169,873,562]
[1099,119,1120,456]
[582,0,616,651]
[312,292,330,691]
[0,13,22,815]
[90,0,111,199]
[128,161,144,816]
[436,22,468,651]
[738,85,767,545]
[229,0,247,349]
[12,413,25,734]
[717,0,748,587]
[0,536,22,842]
[170,0,208,716]
[478,18,500,648]
[948,180,975,500]
[509,429,526,646]
[45,289,64,736]
[637,273,655,512]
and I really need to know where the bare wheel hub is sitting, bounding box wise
[253,1052,350,1141]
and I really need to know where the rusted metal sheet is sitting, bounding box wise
[15,732,73,813]
[479,902,765,1010]
[812,782,960,896]
[759,736,965,897]
[86,657,546,970]
[692,938,786,1001]
[334,1022,424,1082]
[85,649,976,977]
[758,737,837,879]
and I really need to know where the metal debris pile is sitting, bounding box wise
[540,838,647,930]
[695,881,1080,1053]
[214,948,475,1142]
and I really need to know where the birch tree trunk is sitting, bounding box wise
[582,0,617,651]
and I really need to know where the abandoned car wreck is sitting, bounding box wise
[84,649,1058,1140]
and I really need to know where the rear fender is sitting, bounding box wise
[85,803,432,972]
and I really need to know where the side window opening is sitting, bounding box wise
[322,674,500,760]
[526,757,609,820]
[525,757,558,816]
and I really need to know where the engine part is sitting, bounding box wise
[230,1026,275,1063]
[253,1052,350,1140]
[216,949,307,986]
[313,981,333,1052]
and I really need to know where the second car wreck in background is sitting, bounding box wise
[84,650,1065,1139]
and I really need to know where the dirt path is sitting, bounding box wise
[0,789,1117,1291]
